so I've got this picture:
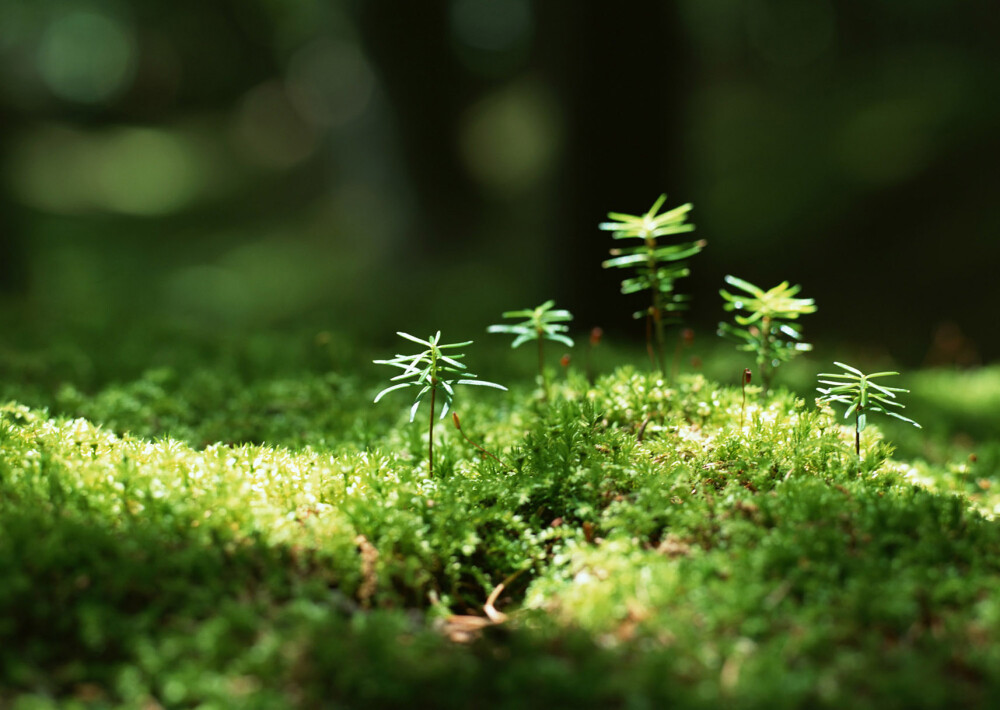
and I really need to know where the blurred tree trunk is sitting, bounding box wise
[0,107,28,296]
[355,1,479,259]
[538,3,691,332]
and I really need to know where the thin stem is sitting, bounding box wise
[759,315,772,392]
[651,297,667,375]
[672,335,682,382]
[586,327,602,384]
[645,312,656,371]
[645,237,667,376]
[428,382,436,476]
[637,413,657,442]
[536,330,548,401]
[855,409,861,458]
[741,372,746,430]
[453,413,508,469]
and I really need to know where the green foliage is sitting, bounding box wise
[600,194,704,374]
[486,300,574,350]
[718,275,816,391]
[373,331,506,422]
[817,361,921,456]
[488,300,573,401]
[373,331,506,475]
[0,326,992,709]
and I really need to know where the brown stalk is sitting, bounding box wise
[453,413,508,470]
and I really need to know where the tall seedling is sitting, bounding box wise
[600,194,704,375]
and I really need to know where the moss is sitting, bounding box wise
[0,336,999,707]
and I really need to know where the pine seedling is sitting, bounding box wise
[373,331,506,476]
[718,275,816,392]
[600,194,704,375]
[488,300,573,401]
[816,361,921,457]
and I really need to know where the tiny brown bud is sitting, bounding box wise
[743,368,752,385]
[681,328,695,347]
[550,517,563,528]
[590,326,603,347]
[970,453,978,463]
[452,413,462,430]
[560,354,571,368]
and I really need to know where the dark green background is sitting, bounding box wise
[1,0,997,365]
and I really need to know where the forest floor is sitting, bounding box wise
[1,324,999,709]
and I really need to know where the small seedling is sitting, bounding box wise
[488,300,574,401]
[373,331,506,476]
[741,367,752,430]
[600,194,705,375]
[718,275,816,392]
[816,361,921,457]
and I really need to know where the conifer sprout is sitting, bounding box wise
[816,361,921,457]
[373,331,506,476]
[488,300,573,402]
[718,275,816,392]
[600,194,705,376]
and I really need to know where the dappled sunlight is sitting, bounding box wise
[458,78,561,195]
[2,349,1000,706]
[0,0,997,705]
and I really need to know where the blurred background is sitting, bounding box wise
[1,0,997,365]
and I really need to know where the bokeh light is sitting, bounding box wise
[94,127,205,215]
[459,79,561,194]
[450,0,533,75]
[7,124,211,216]
[286,38,375,128]
[231,81,318,170]
[36,8,136,104]
[0,0,996,362]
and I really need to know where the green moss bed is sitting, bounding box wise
[1,327,999,709]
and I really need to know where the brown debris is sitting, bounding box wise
[440,570,524,643]
[657,534,692,558]
[355,534,379,608]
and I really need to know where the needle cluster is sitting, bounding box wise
[718,275,816,391]
[816,361,921,456]
[600,194,705,374]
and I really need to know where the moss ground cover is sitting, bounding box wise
[1,326,999,708]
